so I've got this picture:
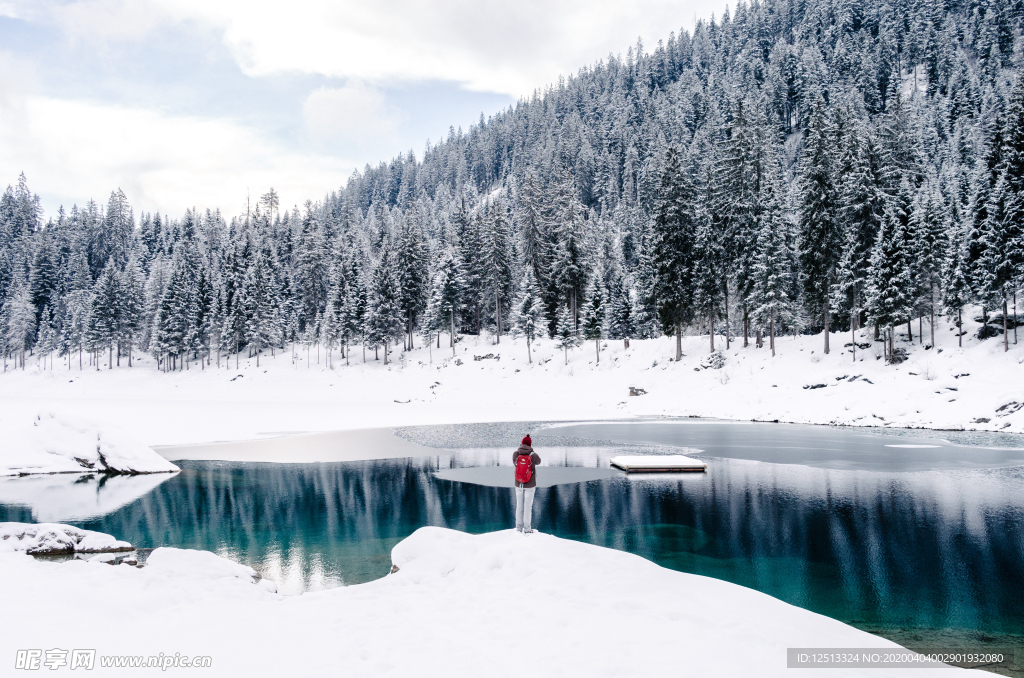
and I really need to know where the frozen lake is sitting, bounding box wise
[2,420,1022,661]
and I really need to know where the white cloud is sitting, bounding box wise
[17,0,725,96]
[303,83,403,155]
[0,93,353,217]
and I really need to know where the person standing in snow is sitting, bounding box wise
[514,435,541,533]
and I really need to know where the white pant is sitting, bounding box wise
[512,489,536,532]
[515,486,536,531]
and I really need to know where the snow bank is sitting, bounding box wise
[0,412,179,476]
[0,527,980,676]
[0,522,132,554]
[146,547,258,583]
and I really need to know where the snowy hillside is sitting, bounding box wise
[0,308,1019,451]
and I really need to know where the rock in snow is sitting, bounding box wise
[0,522,132,554]
[0,527,978,676]
[0,412,179,477]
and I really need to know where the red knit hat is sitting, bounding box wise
[522,435,532,446]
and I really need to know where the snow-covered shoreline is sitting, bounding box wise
[0,310,1020,457]
[0,412,180,477]
[0,525,981,677]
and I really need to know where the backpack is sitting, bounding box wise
[514,453,534,484]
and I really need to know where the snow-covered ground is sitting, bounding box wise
[0,525,981,676]
[0,309,1020,453]
[0,412,179,476]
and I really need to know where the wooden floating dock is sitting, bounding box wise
[609,455,707,473]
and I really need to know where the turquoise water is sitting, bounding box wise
[1,422,1022,661]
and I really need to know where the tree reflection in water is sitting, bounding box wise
[2,454,1021,646]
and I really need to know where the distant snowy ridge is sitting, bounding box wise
[0,522,132,554]
[0,412,179,477]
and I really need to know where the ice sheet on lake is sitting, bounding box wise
[434,465,619,488]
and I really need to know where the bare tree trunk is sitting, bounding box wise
[384,339,388,365]
[907,318,913,343]
[770,307,776,357]
[709,313,715,352]
[527,336,532,364]
[595,337,600,363]
[1004,296,1009,352]
[851,306,856,362]
[823,304,830,354]
[1014,290,1018,344]
[958,308,962,347]
[723,283,730,350]
[451,311,456,357]
[743,304,749,347]
[930,282,936,348]
[675,321,682,361]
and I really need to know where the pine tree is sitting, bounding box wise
[579,274,606,363]
[243,251,281,367]
[554,305,580,365]
[549,168,588,329]
[511,269,544,363]
[651,145,697,360]
[942,221,973,348]
[797,96,840,353]
[485,199,515,343]
[88,262,121,369]
[866,199,915,360]
[395,212,428,349]
[605,266,634,349]
[366,241,404,364]
[2,277,36,369]
[747,167,792,357]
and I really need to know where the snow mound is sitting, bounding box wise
[146,547,258,584]
[0,412,179,476]
[384,528,970,677]
[0,522,132,554]
[0,527,975,676]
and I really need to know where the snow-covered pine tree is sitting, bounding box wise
[484,199,515,343]
[909,178,948,348]
[35,304,56,369]
[692,205,723,353]
[554,305,580,365]
[243,250,281,367]
[512,269,544,364]
[425,246,464,357]
[942,220,972,348]
[797,96,841,354]
[866,199,915,361]
[366,240,404,365]
[88,261,121,369]
[118,257,145,367]
[580,274,606,363]
[652,145,697,360]
[2,278,36,370]
[747,165,792,357]
[549,167,588,331]
[605,265,634,349]
[395,211,428,350]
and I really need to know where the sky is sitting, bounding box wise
[0,0,726,219]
